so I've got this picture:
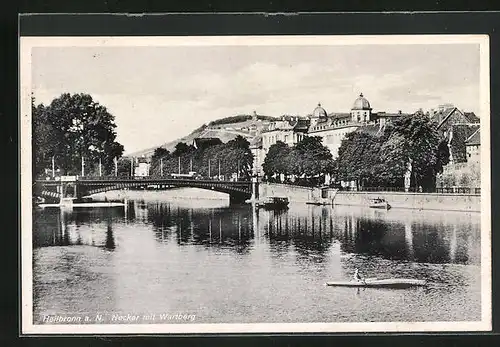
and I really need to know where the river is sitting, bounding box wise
[32,188,482,324]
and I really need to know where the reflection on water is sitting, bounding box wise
[32,196,482,324]
[35,202,479,266]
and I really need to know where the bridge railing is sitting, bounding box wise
[76,175,251,182]
[337,186,481,194]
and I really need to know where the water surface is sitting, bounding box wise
[32,189,481,324]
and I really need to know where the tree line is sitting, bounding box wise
[335,114,449,191]
[262,113,450,191]
[32,93,125,178]
[148,135,254,180]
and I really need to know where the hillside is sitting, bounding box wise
[126,114,276,158]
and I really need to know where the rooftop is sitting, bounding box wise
[465,128,480,146]
[352,93,371,110]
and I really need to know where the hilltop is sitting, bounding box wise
[126,114,276,158]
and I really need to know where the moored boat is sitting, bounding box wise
[259,197,289,210]
[306,200,331,206]
[369,197,391,209]
[325,278,426,289]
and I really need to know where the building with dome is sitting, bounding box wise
[307,93,407,159]
[255,93,411,176]
[310,103,328,127]
[351,93,372,123]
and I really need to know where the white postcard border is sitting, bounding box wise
[20,34,492,334]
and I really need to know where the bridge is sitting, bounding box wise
[34,176,257,204]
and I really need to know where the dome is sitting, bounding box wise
[352,93,371,110]
[312,103,327,118]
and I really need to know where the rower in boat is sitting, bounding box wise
[354,268,366,284]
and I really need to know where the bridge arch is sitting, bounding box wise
[36,177,254,204]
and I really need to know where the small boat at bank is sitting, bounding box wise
[369,198,391,210]
[259,197,289,210]
[325,278,426,289]
[306,200,331,206]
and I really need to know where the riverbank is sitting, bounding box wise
[258,183,481,212]
[333,191,480,212]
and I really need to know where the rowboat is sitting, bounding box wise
[369,198,391,210]
[325,278,426,289]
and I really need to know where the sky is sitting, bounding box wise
[31,43,481,154]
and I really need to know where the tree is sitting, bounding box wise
[172,142,195,157]
[149,136,254,180]
[335,115,447,190]
[262,136,334,185]
[116,158,133,177]
[225,135,254,179]
[262,141,291,180]
[152,147,170,161]
[292,136,334,180]
[32,99,58,177]
[32,93,125,176]
[380,114,444,191]
[149,147,171,176]
[336,131,379,187]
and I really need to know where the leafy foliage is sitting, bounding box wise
[149,135,254,179]
[32,93,124,177]
[334,114,450,190]
[262,141,291,178]
[262,136,334,184]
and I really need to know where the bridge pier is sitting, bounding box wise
[229,192,249,204]
[251,176,260,201]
